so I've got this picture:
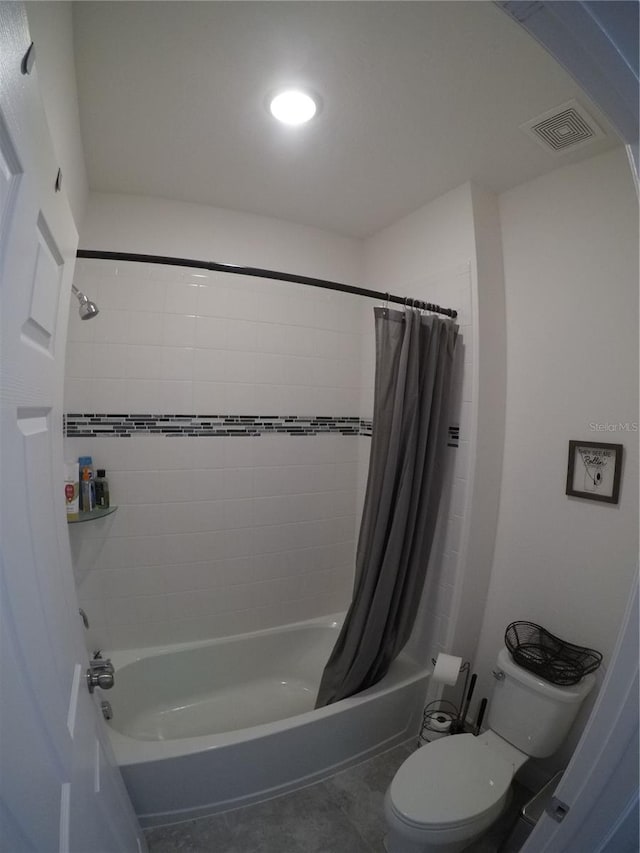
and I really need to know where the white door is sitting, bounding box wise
[0,5,144,851]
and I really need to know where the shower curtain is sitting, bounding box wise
[316,306,458,707]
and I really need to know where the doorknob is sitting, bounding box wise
[86,658,115,693]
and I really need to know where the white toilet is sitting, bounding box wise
[384,647,595,853]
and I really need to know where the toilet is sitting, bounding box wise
[384,647,595,853]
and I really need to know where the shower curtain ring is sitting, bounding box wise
[385,292,390,315]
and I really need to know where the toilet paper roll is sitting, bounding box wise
[424,728,450,742]
[432,653,462,686]
[430,714,452,732]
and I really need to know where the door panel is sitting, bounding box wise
[0,4,144,851]
[0,612,64,850]
[23,212,64,352]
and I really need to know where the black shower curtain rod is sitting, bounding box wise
[76,250,458,319]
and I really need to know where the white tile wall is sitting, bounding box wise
[65,260,371,650]
[66,262,367,418]
[67,431,361,651]
[66,259,471,657]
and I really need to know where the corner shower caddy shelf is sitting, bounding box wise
[68,506,118,524]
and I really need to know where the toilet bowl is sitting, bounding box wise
[384,731,526,853]
[384,647,596,853]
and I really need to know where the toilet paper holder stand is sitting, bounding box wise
[419,658,472,744]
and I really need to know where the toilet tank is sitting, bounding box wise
[487,647,595,758]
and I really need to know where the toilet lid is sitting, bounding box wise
[389,734,514,829]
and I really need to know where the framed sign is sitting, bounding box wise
[566,441,623,504]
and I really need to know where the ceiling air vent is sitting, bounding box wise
[520,100,604,155]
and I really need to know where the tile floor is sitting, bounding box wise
[145,741,532,853]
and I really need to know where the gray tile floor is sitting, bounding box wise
[145,741,532,853]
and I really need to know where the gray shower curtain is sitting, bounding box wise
[316,306,458,708]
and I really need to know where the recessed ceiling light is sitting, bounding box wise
[269,89,319,126]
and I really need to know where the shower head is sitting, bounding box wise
[71,284,99,320]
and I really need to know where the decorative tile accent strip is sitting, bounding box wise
[64,413,366,438]
[64,414,458,444]
[360,418,373,437]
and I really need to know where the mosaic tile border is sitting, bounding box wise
[64,414,456,443]
[64,414,367,438]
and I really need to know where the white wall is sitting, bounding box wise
[364,183,476,284]
[448,183,507,673]
[80,192,363,285]
[25,1,88,226]
[474,147,638,780]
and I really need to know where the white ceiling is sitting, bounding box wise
[73,1,619,239]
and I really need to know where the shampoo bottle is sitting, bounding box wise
[64,462,79,521]
[79,456,95,512]
[81,468,95,512]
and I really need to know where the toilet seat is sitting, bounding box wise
[388,734,515,830]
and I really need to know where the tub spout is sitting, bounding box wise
[86,658,115,694]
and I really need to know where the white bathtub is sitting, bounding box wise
[106,615,429,827]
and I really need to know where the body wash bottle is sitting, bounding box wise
[80,462,95,512]
[94,469,110,509]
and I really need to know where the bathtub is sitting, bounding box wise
[105,614,429,827]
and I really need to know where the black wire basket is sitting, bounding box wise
[505,621,603,686]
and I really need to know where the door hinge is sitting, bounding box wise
[21,42,36,75]
[546,795,570,823]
